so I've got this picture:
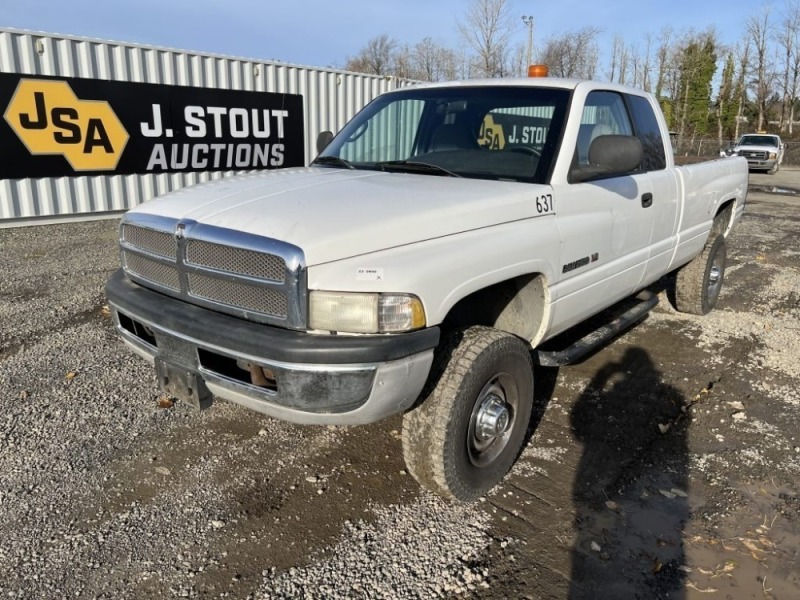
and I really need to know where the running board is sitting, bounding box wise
[535,291,659,367]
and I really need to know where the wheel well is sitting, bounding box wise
[713,199,736,237]
[442,274,549,345]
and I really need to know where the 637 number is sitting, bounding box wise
[535,193,554,214]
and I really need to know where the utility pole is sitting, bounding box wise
[521,15,535,65]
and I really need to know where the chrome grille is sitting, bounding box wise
[119,216,305,328]
[122,225,176,259]
[123,251,181,290]
[186,240,285,282]
[188,273,288,317]
[741,150,767,160]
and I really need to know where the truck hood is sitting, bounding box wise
[130,167,547,266]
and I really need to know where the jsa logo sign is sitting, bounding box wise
[3,79,129,171]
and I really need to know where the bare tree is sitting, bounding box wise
[716,52,736,144]
[541,27,601,79]
[344,34,397,75]
[788,7,800,133]
[618,43,631,84]
[747,7,774,130]
[640,33,654,91]
[393,44,415,80]
[630,46,642,88]
[654,26,674,98]
[457,0,515,77]
[411,38,459,81]
[778,1,800,131]
[608,34,624,82]
[411,37,438,81]
[508,42,528,77]
[734,40,751,139]
[454,49,474,79]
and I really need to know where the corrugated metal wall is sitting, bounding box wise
[0,28,410,224]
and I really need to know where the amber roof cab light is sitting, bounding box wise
[527,64,549,77]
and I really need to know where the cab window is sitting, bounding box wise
[575,91,633,166]
[626,94,667,171]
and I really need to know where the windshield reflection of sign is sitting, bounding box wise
[480,113,549,151]
[479,114,505,150]
[508,125,548,145]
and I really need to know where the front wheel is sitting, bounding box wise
[402,327,534,502]
[674,234,727,315]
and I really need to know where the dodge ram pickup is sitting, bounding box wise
[107,74,749,501]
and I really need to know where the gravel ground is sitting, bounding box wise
[1,169,799,599]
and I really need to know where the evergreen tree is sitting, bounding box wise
[675,32,717,144]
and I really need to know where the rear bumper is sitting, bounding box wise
[106,269,439,425]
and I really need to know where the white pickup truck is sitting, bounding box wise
[107,76,748,501]
[731,133,784,173]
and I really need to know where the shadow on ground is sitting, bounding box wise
[569,347,689,599]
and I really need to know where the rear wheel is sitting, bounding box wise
[402,326,534,502]
[674,234,726,315]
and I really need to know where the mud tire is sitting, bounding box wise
[401,326,534,502]
[674,234,727,315]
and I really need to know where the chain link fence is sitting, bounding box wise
[673,138,800,166]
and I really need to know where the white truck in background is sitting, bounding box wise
[730,132,784,173]
[107,74,749,501]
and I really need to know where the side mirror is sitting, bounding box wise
[316,131,334,153]
[569,135,643,183]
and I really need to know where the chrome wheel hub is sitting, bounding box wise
[475,395,512,441]
[708,261,723,299]
[467,374,519,468]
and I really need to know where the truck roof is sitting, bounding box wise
[404,77,653,97]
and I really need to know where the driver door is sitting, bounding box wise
[549,91,655,335]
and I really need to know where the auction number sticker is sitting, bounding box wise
[535,193,555,215]
[356,267,384,282]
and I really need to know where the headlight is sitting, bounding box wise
[769,152,777,159]
[309,291,426,333]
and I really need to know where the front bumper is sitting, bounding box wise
[744,158,777,170]
[106,269,439,425]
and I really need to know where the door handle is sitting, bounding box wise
[641,193,653,208]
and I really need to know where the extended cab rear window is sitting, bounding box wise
[626,94,667,171]
[321,86,570,184]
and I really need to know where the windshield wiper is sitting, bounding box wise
[375,160,461,178]
[312,155,355,170]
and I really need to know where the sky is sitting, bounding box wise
[2,0,759,72]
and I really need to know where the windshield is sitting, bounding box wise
[739,135,779,147]
[314,86,570,184]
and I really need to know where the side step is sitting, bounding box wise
[535,291,659,367]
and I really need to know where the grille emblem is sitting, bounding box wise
[175,223,186,240]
